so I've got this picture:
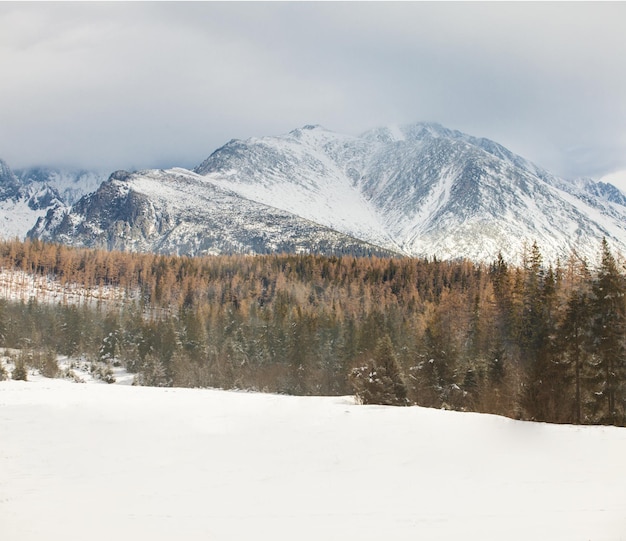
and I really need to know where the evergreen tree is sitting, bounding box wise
[519,243,565,421]
[590,239,626,424]
[520,241,546,358]
[558,260,592,424]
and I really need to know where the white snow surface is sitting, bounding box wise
[2,377,626,541]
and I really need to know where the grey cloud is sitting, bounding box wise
[0,2,625,178]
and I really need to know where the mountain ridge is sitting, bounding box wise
[29,167,398,258]
[192,122,626,262]
[3,121,626,262]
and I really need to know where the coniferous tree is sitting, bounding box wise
[557,257,592,423]
[519,243,563,420]
[590,239,626,424]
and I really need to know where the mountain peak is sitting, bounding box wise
[288,124,338,143]
[188,122,626,262]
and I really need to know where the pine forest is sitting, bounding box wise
[1,237,625,427]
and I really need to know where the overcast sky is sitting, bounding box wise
[1,2,625,179]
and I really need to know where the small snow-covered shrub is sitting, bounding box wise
[90,361,116,384]
[61,367,85,383]
[101,367,116,384]
[12,358,28,381]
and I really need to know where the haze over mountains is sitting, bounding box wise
[2,122,626,263]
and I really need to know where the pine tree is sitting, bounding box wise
[520,241,546,358]
[558,261,592,424]
[590,239,626,424]
[519,243,566,421]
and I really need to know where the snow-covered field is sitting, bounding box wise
[2,375,626,540]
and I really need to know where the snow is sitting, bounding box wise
[2,376,626,541]
[199,130,399,251]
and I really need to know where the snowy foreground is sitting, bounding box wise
[2,378,626,541]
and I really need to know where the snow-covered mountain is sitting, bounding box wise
[0,160,105,240]
[0,159,63,239]
[194,122,626,262]
[30,168,395,257]
[15,166,105,205]
[22,122,626,262]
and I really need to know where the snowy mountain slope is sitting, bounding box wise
[30,168,397,257]
[196,125,397,251]
[3,377,626,541]
[1,196,59,241]
[364,131,624,259]
[194,122,626,262]
[0,159,22,199]
[0,160,108,240]
[600,169,626,199]
[15,166,106,205]
[0,159,66,239]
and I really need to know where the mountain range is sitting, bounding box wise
[2,122,626,263]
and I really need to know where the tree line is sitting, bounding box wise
[0,237,624,426]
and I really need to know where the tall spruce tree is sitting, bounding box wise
[590,238,626,424]
[520,242,556,420]
[560,284,592,424]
